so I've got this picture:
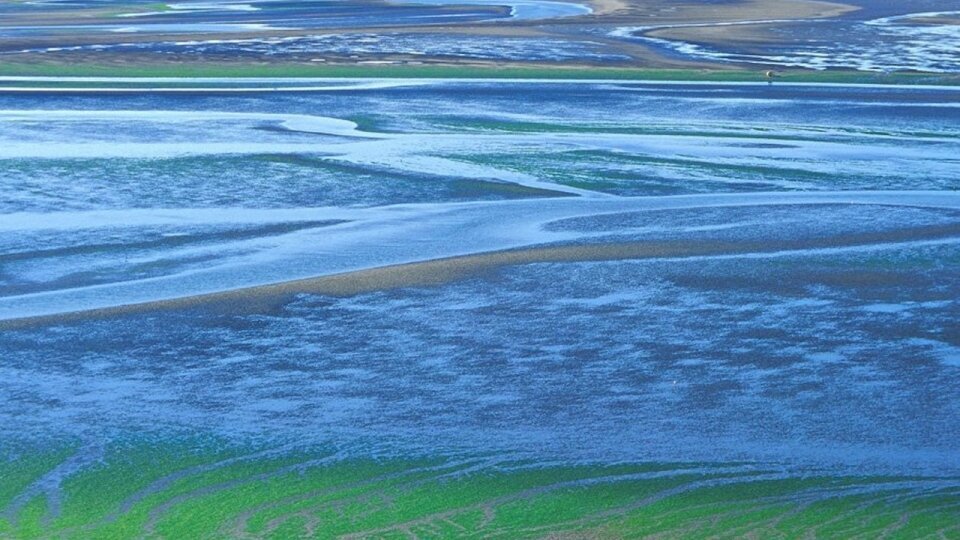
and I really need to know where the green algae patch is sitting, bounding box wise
[1,63,959,86]
[0,444,77,509]
[2,438,959,538]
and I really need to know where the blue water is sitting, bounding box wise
[0,82,958,479]
[618,0,960,72]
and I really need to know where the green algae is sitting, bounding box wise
[2,439,958,539]
[1,63,959,86]
[0,445,77,510]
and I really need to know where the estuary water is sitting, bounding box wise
[1,81,958,535]
[615,0,960,73]
[0,0,589,38]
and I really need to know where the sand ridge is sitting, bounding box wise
[3,218,958,330]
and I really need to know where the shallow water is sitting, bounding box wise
[0,0,588,40]
[1,81,958,536]
[9,33,628,63]
[616,1,960,72]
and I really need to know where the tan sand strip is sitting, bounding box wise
[2,221,958,330]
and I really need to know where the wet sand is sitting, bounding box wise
[620,0,859,60]
[0,0,860,71]
[4,219,958,330]
[607,0,855,24]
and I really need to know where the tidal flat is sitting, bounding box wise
[1,81,959,537]
[4,0,960,76]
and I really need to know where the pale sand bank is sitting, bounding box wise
[602,0,856,24]
[0,0,859,72]
[2,221,958,330]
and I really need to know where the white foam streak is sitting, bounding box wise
[1,191,958,320]
[612,11,960,73]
